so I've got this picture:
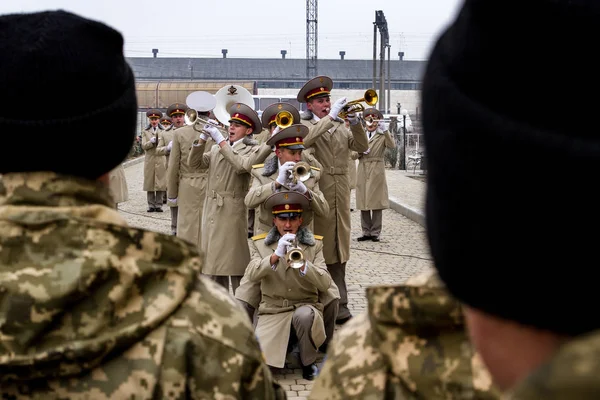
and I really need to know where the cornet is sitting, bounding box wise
[364,115,381,127]
[286,236,305,269]
[290,161,311,184]
[338,89,378,119]
[184,108,228,136]
[275,110,294,129]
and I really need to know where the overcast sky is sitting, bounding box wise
[0,0,464,60]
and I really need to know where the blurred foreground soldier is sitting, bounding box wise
[423,1,600,398]
[309,270,500,399]
[141,108,167,212]
[298,75,369,324]
[241,191,332,381]
[108,163,128,209]
[0,10,284,399]
[188,103,271,293]
[167,91,215,250]
[354,108,395,242]
[164,102,188,233]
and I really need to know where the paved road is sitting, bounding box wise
[118,158,432,399]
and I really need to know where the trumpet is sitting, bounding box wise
[338,89,378,119]
[275,110,294,129]
[290,161,311,184]
[364,115,382,127]
[185,108,228,135]
[286,236,305,269]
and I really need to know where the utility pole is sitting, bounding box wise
[374,11,389,113]
[306,0,318,78]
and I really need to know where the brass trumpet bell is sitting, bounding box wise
[286,240,305,269]
[184,108,228,135]
[339,89,379,118]
[291,161,311,184]
[275,110,294,129]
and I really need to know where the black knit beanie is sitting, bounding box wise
[422,0,600,336]
[0,10,137,179]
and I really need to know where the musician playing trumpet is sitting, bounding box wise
[353,108,396,242]
[237,191,332,381]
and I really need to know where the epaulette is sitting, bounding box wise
[314,235,324,240]
[310,166,320,171]
[251,233,267,241]
[252,163,264,169]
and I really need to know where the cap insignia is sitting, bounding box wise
[277,104,283,109]
[284,193,289,200]
[285,204,290,210]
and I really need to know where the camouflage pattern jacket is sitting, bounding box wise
[506,330,600,399]
[0,172,285,399]
[309,269,500,399]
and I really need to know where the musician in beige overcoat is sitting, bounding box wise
[238,125,339,352]
[245,124,328,235]
[355,108,396,242]
[141,109,168,212]
[241,191,331,381]
[108,164,128,209]
[298,76,369,324]
[167,124,214,250]
[163,103,188,235]
[187,103,271,294]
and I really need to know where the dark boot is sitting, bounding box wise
[302,363,319,381]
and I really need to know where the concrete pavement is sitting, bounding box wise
[118,157,431,400]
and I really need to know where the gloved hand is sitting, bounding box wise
[204,125,225,144]
[289,180,308,194]
[168,198,177,203]
[346,112,358,125]
[199,132,209,141]
[277,161,295,185]
[150,136,157,144]
[167,141,173,151]
[378,120,386,132]
[363,148,371,155]
[274,233,296,258]
[328,97,348,119]
[271,126,281,137]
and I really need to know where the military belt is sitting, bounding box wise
[326,166,348,175]
[181,172,206,178]
[363,158,384,163]
[211,190,237,199]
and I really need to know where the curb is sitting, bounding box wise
[123,155,144,168]
[388,195,425,227]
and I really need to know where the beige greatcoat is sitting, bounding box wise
[243,234,331,368]
[141,127,168,191]
[167,125,214,249]
[187,138,272,276]
[108,164,128,204]
[301,117,369,264]
[348,157,357,190]
[245,152,328,234]
[355,129,396,210]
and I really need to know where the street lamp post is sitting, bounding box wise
[401,109,408,170]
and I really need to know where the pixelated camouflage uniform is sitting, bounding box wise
[0,172,285,399]
[309,269,501,399]
[505,332,600,399]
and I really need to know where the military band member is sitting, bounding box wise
[238,125,338,353]
[167,94,214,250]
[164,102,188,234]
[187,103,271,293]
[355,108,396,242]
[240,191,332,381]
[160,114,172,130]
[108,164,128,209]
[298,75,369,324]
[245,124,328,235]
[141,108,168,212]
